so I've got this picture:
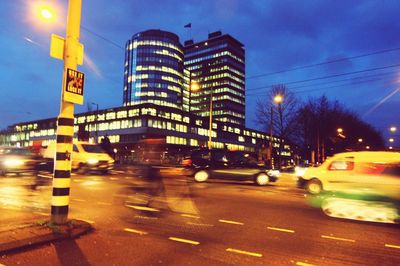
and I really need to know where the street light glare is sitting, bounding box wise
[390,126,397,132]
[337,128,343,133]
[34,3,57,23]
[190,82,200,91]
[41,8,53,19]
[274,95,283,103]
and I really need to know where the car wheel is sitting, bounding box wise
[77,163,87,175]
[306,178,323,194]
[194,170,209,183]
[101,170,109,175]
[255,173,269,186]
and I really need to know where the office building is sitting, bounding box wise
[184,31,246,126]
[123,30,188,111]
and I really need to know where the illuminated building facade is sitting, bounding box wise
[0,103,291,163]
[123,30,188,111]
[184,31,245,126]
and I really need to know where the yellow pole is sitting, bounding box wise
[51,0,82,225]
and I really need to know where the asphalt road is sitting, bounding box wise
[0,168,399,266]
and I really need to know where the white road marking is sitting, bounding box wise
[97,201,112,206]
[134,215,159,220]
[267,226,295,233]
[72,198,86,202]
[181,214,200,219]
[124,228,148,235]
[168,237,200,245]
[226,248,262,257]
[35,212,50,216]
[219,219,244,225]
[385,244,400,249]
[126,204,160,212]
[296,261,315,266]
[321,235,355,242]
[186,222,214,227]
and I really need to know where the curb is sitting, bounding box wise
[0,219,93,255]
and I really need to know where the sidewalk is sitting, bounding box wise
[0,208,93,255]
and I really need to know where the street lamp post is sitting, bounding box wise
[190,80,213,149]
[91,102,99,143]
[270,95,283,168]
[208,90,213,150]
[50,0,83,225]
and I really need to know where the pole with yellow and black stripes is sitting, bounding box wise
[51,0,83,225]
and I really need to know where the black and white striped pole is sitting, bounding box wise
[51,0,83,225]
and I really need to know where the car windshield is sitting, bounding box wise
[1,148,34,156]
[81,144,105,153]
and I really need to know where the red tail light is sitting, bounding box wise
[182,159,192,166]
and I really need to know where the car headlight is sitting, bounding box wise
[87,159,99,165]
[295,167,306,176]
[4,159,24,167]
[267,170,280,177]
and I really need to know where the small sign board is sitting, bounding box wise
[64,68,84,105]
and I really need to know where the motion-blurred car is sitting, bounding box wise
[0,146,42,176]
[183,149,280,186]
[41,142,115,174]
[298,151,400,196]
[299,151,400,224]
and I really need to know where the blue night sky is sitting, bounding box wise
[0,0,399,141]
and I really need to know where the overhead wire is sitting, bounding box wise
[246,47,400,79]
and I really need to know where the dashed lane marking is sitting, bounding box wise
[37,173,52,179]
[134,215,159,220]
[385,244,400,249]
[109,177,119,180]
[296,261,315,266]
[267,226,295,233]
[181,214,200,219]
[35,212,50,216]
[126,204,160,212]
[73,179,84,182]
[97,201,112,206]
[186,222,214,227]
[168,237,200,245]
[321,235,355,243]
[72,198,86,202]
[124,228,148,235]
[226,248,262,257]
[219,219,244,225]
[113,170,125,174]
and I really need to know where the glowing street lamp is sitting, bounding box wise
[358,138,363,143]
[389,138,394,143]
[34,3,58,24]
[390,126,397,133]
[337,128,343,134]
[274,95,283,104]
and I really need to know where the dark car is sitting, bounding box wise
[183,149,280,186]
[0,146,42,176]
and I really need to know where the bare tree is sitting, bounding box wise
[298,95,384,163]
[256,84,300,168]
